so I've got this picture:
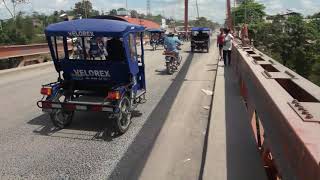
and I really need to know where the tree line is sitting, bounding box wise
[0,0,220,46]
[232,0,320,86]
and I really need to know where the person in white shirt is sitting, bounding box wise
[223,28,234,66]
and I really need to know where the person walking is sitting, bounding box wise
[223,28,234,66]
[217,28,225,61]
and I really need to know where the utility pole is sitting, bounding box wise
[82,0,88,18]
[226,0,232,30]
[184,0,188,33]
[195,0,199,19]
[147,0,151,15]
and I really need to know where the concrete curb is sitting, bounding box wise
[0,61,54,77]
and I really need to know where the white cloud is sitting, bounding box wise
[258,0,320,15]
[1,0,320,23]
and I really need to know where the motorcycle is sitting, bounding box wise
[163,44,182,75]
[163,52,176,74]
[150,39,158,51]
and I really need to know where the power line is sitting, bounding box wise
[147,0,151,15]
[195,0,199,19]
[126,0,128,9]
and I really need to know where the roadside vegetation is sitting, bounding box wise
[0,0,219,45]
[232,0,320,86]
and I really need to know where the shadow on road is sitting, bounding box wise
[207,68,218,72]
[108,53,194,180]
[145,47,165,52]
[154,69,170,76]
[28,110,142,141]
[184,50,208,54]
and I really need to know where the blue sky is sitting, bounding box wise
[1,0,320,23]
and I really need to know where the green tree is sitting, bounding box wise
[109,9,117,15]
[145,14,163,24]
[190,17,219,30]
[117,8,126,12]
[309,57,320,85]
[130,10,138,18]
[253,12,320,86]
[1,0,28,19]
[231,0,266,26]
[22,16,34,40]
[73,0,93,18]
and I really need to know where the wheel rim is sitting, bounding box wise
[119,99,131,129]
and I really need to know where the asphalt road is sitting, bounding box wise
[0,42,218,180]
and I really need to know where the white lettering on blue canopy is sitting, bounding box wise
[72,69,111,80]
[68,31,94,37]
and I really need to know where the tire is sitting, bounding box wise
[166,62,173,75]
[50,110,74,129]
[191,47,194,52]
[177,56,182,66]
[114,96,132,134]
[49,93,74,129]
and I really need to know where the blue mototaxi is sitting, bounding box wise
[147,28,165,51]
[191,27,211,53]
[37,19,146,134]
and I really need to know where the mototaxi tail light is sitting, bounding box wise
[107,91,120,100]
[41,87,52,96]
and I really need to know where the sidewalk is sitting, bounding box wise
[202,62,268,180]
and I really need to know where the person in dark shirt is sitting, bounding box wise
[107,38,126,61]
[217,28,225,60]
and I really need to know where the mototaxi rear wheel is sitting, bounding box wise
[114,96,132,134]
[49,94,74,129]
[50,110,74,129]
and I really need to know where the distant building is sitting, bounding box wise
[265,10,301,23]
[117,10,129,16]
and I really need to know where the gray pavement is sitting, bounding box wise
[0,43,218,179]
[202,62,268,180]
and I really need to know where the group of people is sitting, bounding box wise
[71,37,125,61]
[217,28,234,66]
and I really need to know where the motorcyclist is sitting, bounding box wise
[164,32,182,58]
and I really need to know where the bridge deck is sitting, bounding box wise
[203,62,268,180]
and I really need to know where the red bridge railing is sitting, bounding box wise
[232,40,320,180]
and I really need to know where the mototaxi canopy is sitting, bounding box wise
[146,28,166,33]
[45,19,145,37]
[191,27,211,32]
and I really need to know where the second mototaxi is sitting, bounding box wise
[191,27,211,53]
[37,19,147,134]
[147,28,165,51]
